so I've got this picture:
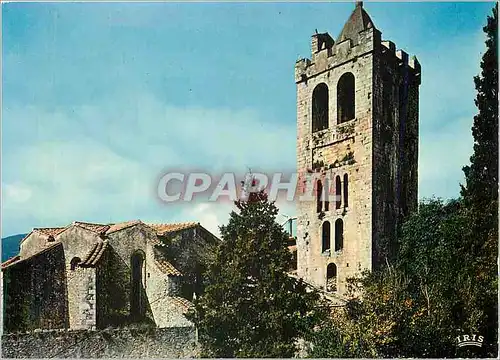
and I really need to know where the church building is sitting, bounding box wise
[2,220,219,332]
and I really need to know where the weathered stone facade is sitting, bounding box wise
[2,220,219,333]
[295,2,421,297]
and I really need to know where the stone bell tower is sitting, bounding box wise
[294,2,421,297]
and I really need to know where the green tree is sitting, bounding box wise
[462,4,498,208]
[459,5,498,356]
[460,5,498,356]
[187,190,325,358]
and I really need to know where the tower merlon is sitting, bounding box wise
[381,40,396,53]
[409,55,421,72]
[396,49,409,66]
[311,32,335,55]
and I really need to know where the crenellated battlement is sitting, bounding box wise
[382,40,420,72]
[295,26,377,84]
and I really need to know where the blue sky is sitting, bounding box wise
[1,1,495,238]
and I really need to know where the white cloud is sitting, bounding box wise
[179,198,297,240]
[182,202,231,238]
[2,183,33,204]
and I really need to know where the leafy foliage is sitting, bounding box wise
[186,190,325,358]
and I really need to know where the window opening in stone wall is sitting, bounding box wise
[70,257,81,271]
[316,180,323,213]
[324,180,330,211]
[335,219,344,251]
[130,250,145,319]
[326,263,337,292]
[343,173,349,208]
[337,72,355,123]
[322,221,331,253]
[312,83,329,132]
[335,175,342,209]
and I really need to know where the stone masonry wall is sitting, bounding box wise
[3,244,68,332]
[160,226,218,300]
[1,326,198,358]
[371,39,401,266]
[104,223,193,328]
[96,246,132,328]
[105,224,160,326]
[372,40,421,266]
[19,232,51,259]
[67,266,97,330]
[59,226,101,330]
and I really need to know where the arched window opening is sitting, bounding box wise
[343,174,349,208]
[337,73,355,124]
[335,176,342,209]
[130,250,146,318]
[316,180,323,213]
[335,219,344,251]
[70,257,81,271]
[312,83,329,132]
[326,263,337,292]
[324,179,330,211]
[322,221,331,253]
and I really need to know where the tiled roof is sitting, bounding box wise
[171,296,193,312]
[33,227,66,237]
[74,221,110,234]
[155,258,182,276]
[80,241,108,267]
[24,221,197,243]
[1,255,21,270]
[106,220,142,234]
[13,220,202,262]
[149,235,162,246]
[148,222,198,235]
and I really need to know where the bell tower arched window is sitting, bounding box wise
[335,176,342,209]
[335,219,344,251]
[343,174,349,208]
[322,221,331,253]
[316,180,323,213]
[131,250,146,319]
[337,73,355,123]
[324,179,330,212]
[70,257,81,271]
[312,83,329,132]
[326,263,337,292]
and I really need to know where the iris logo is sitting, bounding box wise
[456,334,484,347]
